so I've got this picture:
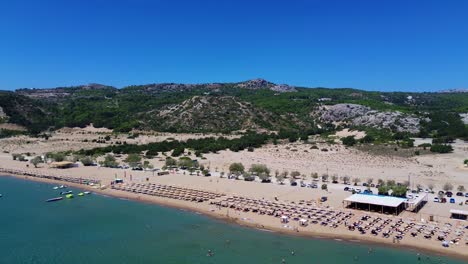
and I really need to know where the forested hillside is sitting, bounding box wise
[1,79,467,140]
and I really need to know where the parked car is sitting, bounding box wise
[438,191,445,195]
[320,196,328,202]
[446,192,453,198]
[450,198,455,203]
[465,200,468,205]
[344,187,350,191]
[407,194,414,199]
[363,190,373,194]
[433,197,439,203]
[465,193,468,197]
[300,182,306,187]
[456,192,464,197]
[362,183,368,187]
[332,180,338,184]
[370,184,375,187]
[290,181,297,186]
[355,189,362,193]
[441,198,447,203]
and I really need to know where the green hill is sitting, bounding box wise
[1,79,467,139]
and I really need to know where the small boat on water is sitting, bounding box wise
[53,186,59,190]
[46,197,63,202]
[60,190,73,195]
[58,185,67,189]
[84,191,91,195]
[78,192,84,196]
[65,194,74,199]
[0,194,3,198]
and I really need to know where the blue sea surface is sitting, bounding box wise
[0,176,465,264]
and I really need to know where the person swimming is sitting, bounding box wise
[207,249,214,257]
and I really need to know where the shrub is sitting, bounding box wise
[341,136,356,146]
[80,156,95,166]
[430,144,453,153]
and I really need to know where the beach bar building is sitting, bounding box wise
[450,209,468,220]
[343,194,407,215]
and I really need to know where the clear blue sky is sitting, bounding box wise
[1,0,467,91]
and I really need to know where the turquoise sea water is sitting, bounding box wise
[0,176,465,264]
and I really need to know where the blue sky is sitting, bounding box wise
[0,0,467,91]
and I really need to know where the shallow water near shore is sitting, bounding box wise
[0,176,465,264]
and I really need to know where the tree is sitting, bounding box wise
[229,162,245,177]
[50,152,65,162]
[443,182,453,192]
[366,178,373,185]
[427,183,435,192]
[177,157,194,168]
[391,185,407,198]
[377,179,385,185]
[311,172,319,181]
[341,136,357,146]
[378,185,389,195]
[290,171,301,179]
[457,185,465,192]
[360,135,374,144]
[30,156,43,168]
[321,174,329,182]
[165,157,177,167]
[80,156,94,166]
[341,176,350,184]
[171,146,185,157]
[276,173,285,184]
[125,153,142,168]
[331,174,338,183]
[321,184,328,190]
[249,164,270,182]
[352,177,361,186]
[101,154,119,168]
[143,160,153,169]
[430,144,453,153]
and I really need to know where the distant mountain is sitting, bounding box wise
[0,79,467,138]
[438,88,468,93]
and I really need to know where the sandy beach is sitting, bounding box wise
[0,128,467,260]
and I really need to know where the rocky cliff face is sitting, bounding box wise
[315,104,423,133]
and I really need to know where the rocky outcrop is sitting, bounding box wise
[0,106,7,119]
[315,104,422,133]
[461,113,468,125]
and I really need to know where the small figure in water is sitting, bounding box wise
[417,253,421,261]
[291,251,295,256]
[207,249,214,257]
[281,258,286,263]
